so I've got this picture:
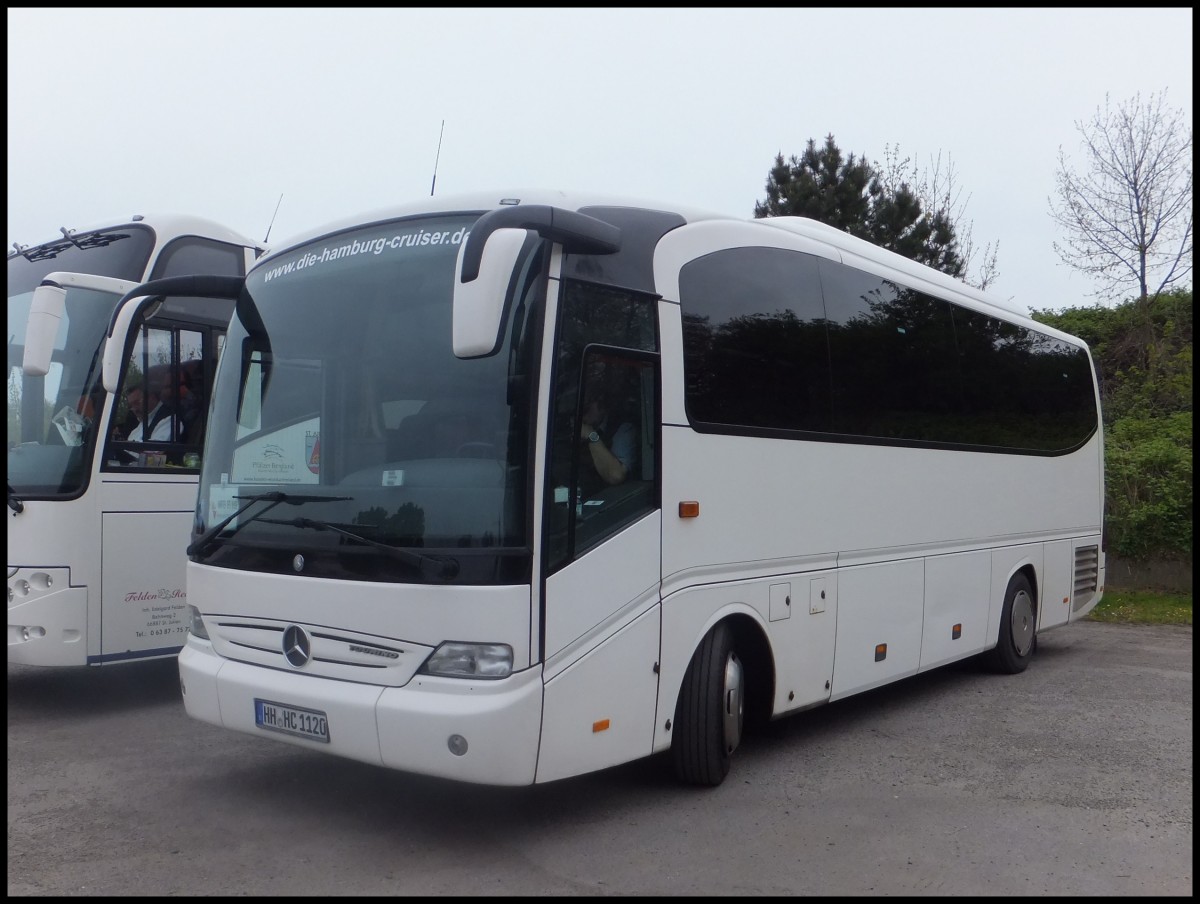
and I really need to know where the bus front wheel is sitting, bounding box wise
[671,622,744,786]
[988,572,1037,674]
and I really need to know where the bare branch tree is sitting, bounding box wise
[876,144,1000,290]
[1049,89,1193,304]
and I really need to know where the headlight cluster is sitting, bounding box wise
[186,604,210,640]
[420,641,512,679]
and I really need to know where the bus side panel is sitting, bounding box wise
[766,571,838,715]
[1039,540,1074,631]
[100,510,193,661]
[542,513,661,660]
[537,605,661,784]
[919,550,991,671]
[830,558,924,701]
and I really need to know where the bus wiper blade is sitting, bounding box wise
[18,231,130,261]
[8,483,24,514]
[187,491,351,558]
[259,516,461,581]
[22,241,70,262]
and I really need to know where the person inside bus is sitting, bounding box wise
[120,371,176,442]
[578,368,637,492]
[175,360,204,443]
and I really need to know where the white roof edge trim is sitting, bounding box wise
[11,213,266,257]
[255,189,732,264]
[757,216,1029,319]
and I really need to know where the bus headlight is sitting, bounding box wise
[421,642,512,679]
[186,605,210,640]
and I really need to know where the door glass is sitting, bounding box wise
[544,281,659,572]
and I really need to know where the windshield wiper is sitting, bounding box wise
[8,483,24,514]
[187,491,351,558]
[19,231,130,262]
[257,516,461,581]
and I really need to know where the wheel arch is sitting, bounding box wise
[656,599,776,753]
[995,558,1041,622]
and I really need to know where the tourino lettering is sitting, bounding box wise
[348,644,399,659]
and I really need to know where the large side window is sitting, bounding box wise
[820,260,961,442]
[678,247,1097,454]
[679,246,831,434]
[953,307,1097,451]
[544,282,659,573]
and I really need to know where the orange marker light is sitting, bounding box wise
[592,719,610,733]
[874,643,887,662]
[678,501,700,518]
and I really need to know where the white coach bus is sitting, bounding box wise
[160,190,1104,786]
[8,214,266,667]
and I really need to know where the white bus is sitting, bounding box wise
[7,214,266,667]
[164,190,1104,786]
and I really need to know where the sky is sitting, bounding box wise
[7,7,1193,314]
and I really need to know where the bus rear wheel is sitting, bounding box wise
[671,622,744,786]
[988,572,1037,674]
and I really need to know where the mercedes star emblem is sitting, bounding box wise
[282,624,312,667]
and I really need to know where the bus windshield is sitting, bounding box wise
[8,226,154,284]
[7,228,155,495]
[195,214,537,585]
[7,281,125,497]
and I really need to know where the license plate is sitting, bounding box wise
[254,698,330,743]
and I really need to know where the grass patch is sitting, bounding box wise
[1087,589,1193,625]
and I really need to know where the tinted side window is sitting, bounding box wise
[820,260,961,442]
[953,307,1097,451]
[150,236,248,279]
[679,246,831,434]
[677,246,1096,454]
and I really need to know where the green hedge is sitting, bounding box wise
[1033,290,1193,563]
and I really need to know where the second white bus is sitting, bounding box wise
[159,190,1103,785]
[8,214,266,667]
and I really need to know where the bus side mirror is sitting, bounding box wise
[22,284,67,377]
[451,204,620,359]
[452,227,528,359]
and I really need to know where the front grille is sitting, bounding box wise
[207,615,434,687]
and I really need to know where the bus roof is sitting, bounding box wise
[9,213,266,260]
[259,189,734,260]
[254,189,1062,337]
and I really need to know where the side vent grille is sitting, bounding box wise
[1072,545,1099,610]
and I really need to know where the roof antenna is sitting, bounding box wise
[263,193,284,244]
[430,120,445,197]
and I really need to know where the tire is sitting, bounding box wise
[988,572,1037,674]
[671,623,744,786]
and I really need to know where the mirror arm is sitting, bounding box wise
[459,205,620,283]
